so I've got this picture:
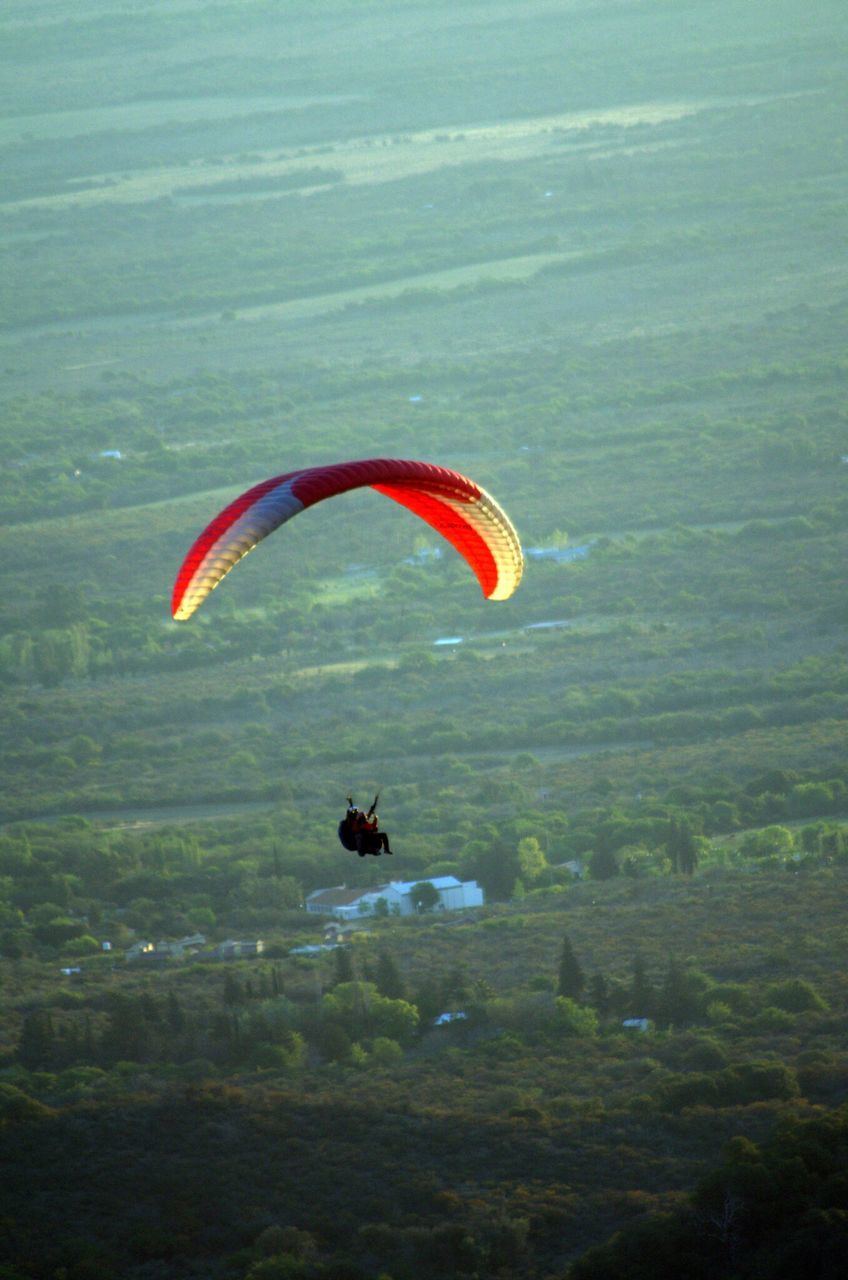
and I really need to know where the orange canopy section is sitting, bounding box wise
[172,457,523,621]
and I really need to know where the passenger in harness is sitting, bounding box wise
[339,794,393,856]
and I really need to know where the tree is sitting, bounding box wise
[557,933,585,1000]
[656,958,685,1028]
[629,953,655,1019]
[517,836,547,884]
[589,846,619,881]
[668,817,699,874]
[102,993,151,1062]
[370,1036,403,1066]
[588,972,611,1018]
[69,734,101,766]
[442,963,469,1006]
[461,836,519,901]
[0,1083,55,1126]
[17,1011,56,1070]
[167,989,185,1033]
[764,977,828,1013]
[33,630,80,686]
[333,945,355,986]
[375,949,405,1000]
[739,825,795,860]
[553,997,599,1037]
[322,982,419,1044]
[223,971,244,1006]
[570,1109,848,1279]
[36,582,87,628]
[410,881,440,913]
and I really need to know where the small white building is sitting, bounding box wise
[125,940,155,962]
[525,543,593,563]
[433,1010,468,1026]
[125,932,207,963]
[213,939,264,960]
[622,1018,651,1033]
[305,877,484,919]
[376,876,484,915]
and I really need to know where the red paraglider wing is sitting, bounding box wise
[370,483,499,599]
[171,458,523,621]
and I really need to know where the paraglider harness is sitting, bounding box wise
[339,794,391,856]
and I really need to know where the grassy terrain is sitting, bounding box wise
[1,0,847,1276]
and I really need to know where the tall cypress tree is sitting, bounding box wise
[557,933,585,1000]
[657,957,695,1027]
[333,944,354,986]
[678,821,699,875]
[18,1010,56,1070]
[443,964,469,1006]
[223,971,243,1006]
[375,949,404,1000]
[167,989,185,1033]
[629,953,655,1018]
[668,817,699,875]
[588,972,611,1018]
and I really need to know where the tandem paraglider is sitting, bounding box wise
[338,795,393,857]
[171,458,523,866]
[171,457,523,620]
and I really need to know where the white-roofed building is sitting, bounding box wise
[375,876,483,915]
[305,876,484,918]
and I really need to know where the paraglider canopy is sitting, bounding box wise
[172,457,523,621]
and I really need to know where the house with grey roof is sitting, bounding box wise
[305,886,375,918]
